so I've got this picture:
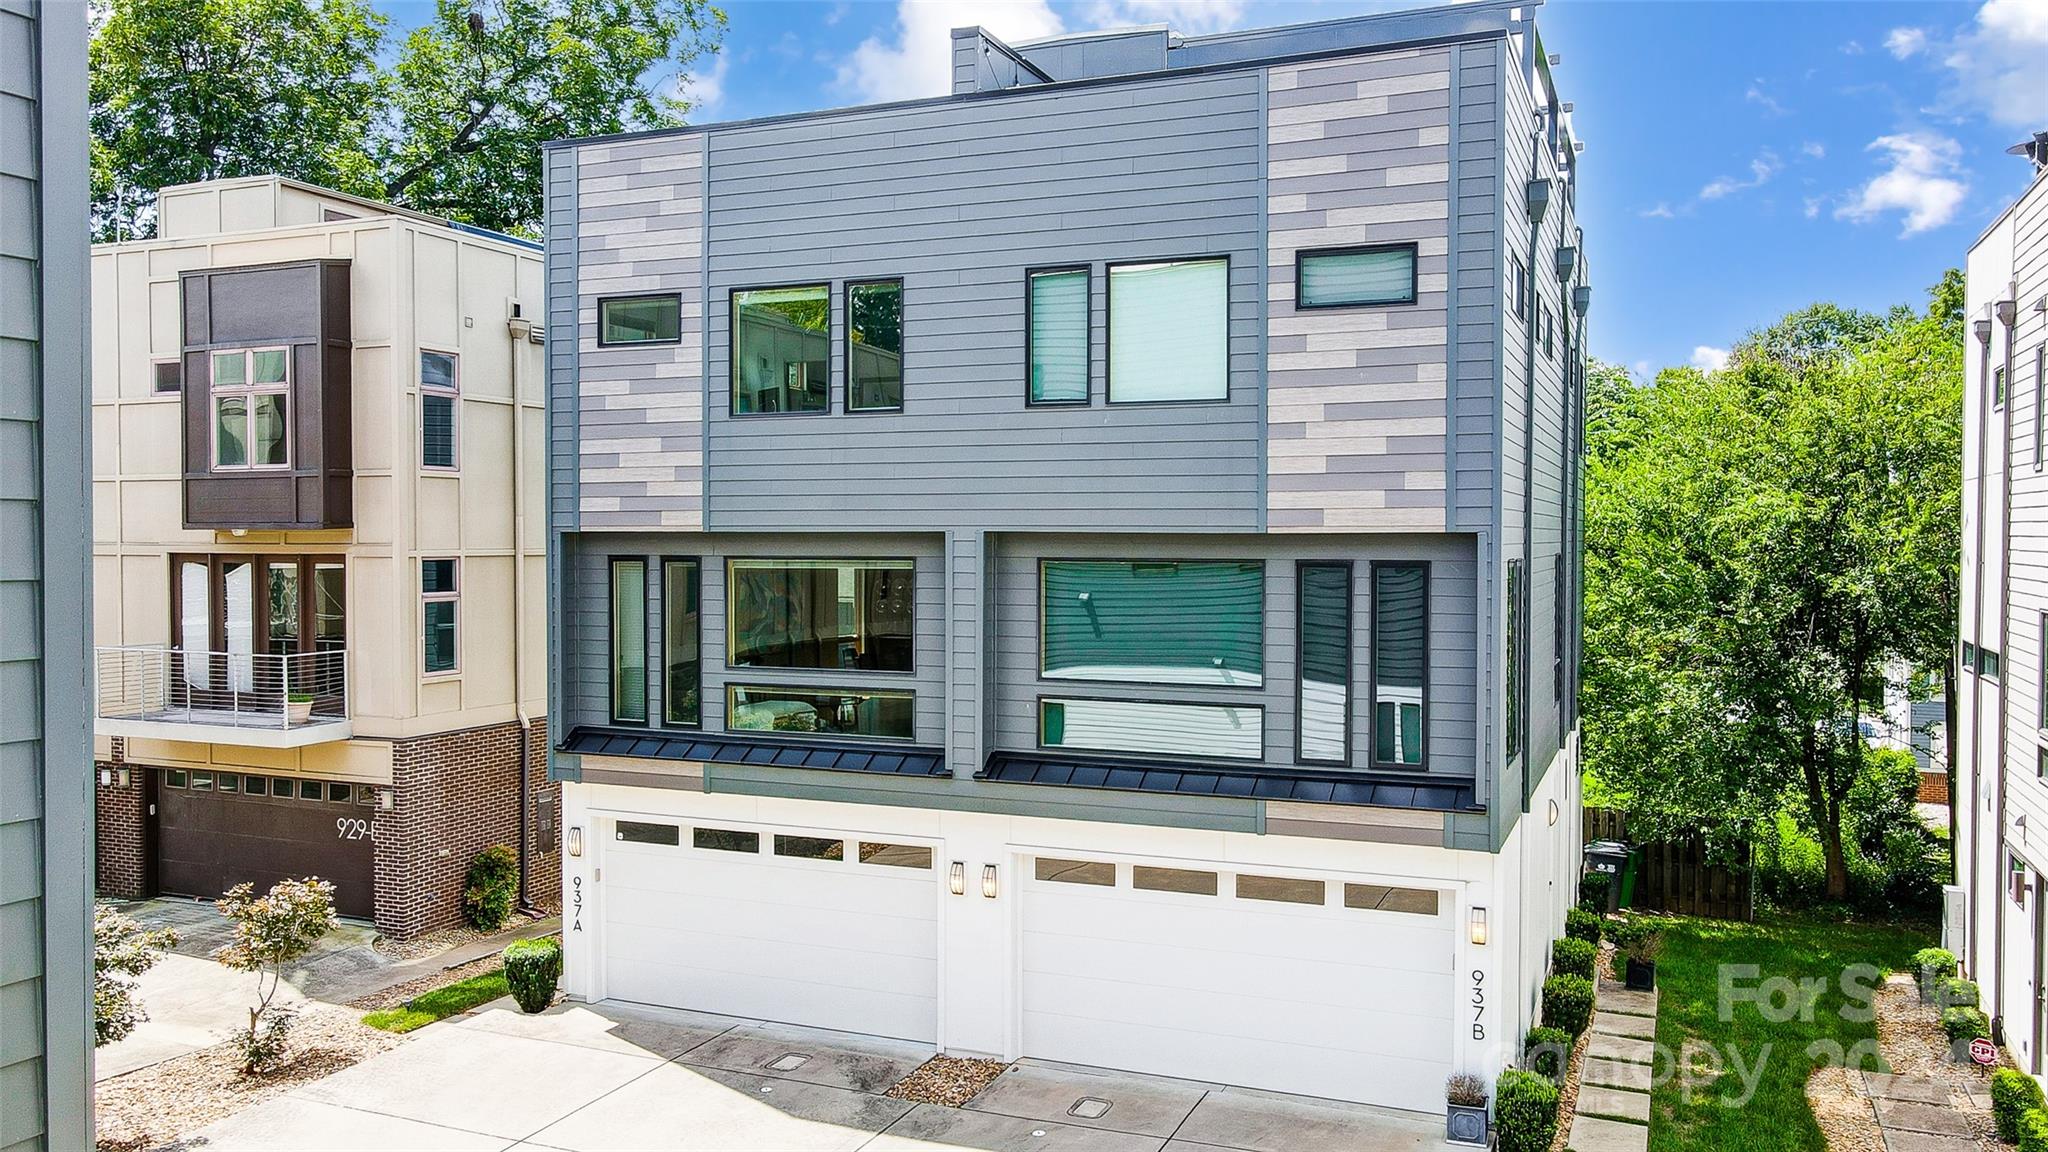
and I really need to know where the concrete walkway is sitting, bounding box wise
[1858,1071,1990,1152]
[181,998,1454,1151]
[1568,977,1658,1152]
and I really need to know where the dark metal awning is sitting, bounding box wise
[977,750,1480,812]
[560,726,947,778]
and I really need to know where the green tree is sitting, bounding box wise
[94,905,179,1046]
[1582,274,1963,899]
[213,878,335,1073]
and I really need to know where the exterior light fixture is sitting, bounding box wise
[949,861,966,895]
[982,864,999,899]
[378,789,394,811]
[1469,907,1489,946]
[119,768,130,787]
[567,826,583,857]
[1547,800,1559,827]
[98,768,111,787]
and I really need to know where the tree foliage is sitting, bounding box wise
[214,878,336,1073]
[89,0,724,239]
[1582,272,1963,899]
[94,905,179,1047]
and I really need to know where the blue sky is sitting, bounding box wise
[389,0,2046,376]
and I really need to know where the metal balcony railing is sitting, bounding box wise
[94,646,349,731]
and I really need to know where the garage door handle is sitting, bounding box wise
[148,804,156,816]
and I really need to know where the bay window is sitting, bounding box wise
[732,285,829,414]
[727,559,913,672]
[210,348,290,470]
[1106,257,1228,403]
[1041,560,1262,687]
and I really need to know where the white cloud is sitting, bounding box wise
[1939,0,2048,128]
[1700,152,1782,200]
[1084,0,1248,35]
[1744,83,1788,117]
[1640,202,1676,219]
[838,0,1066,103]
[1801,141,1826,159]
[1841,39,1864,55]
[1691,346,1731,373]
[676,50,728,116]
[1803,195,1824,219]
[1835,132,1969,236]
[1883,26,1928,58]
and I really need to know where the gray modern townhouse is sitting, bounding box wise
[1,1,94,1148]
[544,0,1590,1114]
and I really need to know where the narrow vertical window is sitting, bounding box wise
[267,562,300,658]
[1027,267,1089,404]
[421,559,459,674]
[611,559,647,724]
[2035,345,2045,470]
[1995,365,2007,409]
[664,559,701,727]
[1505,559,1525,763]
[420,350,459,469]
[1553,552,1566,702]
[1297,562,1351,765]
[846,279,903,412]
[1370,563,1427,768]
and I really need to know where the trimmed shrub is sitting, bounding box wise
[1994,1068,2047,1142]
[1912,947,1959,983]
[1564,906,1603,944]
[1941,1006,1992,1044]
[463,845,520,931]
[1578,871,1612,911]
[2020,1107,2048,1152]
[1551,937,1597,981]
[1494,1067,1560,1152]
[1939,978,1981,1010]
[1523,1025,1573,1081]
[1607,915,1664,964]
[1541,974,1596,1037]
[503,937,563,1014]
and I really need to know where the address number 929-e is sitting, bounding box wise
[336,817,371,841]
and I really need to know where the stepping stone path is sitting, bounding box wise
[1569,979,1657,1152]
[1857,1069,1987,1152]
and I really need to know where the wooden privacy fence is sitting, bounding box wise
[1583,807,1755,921]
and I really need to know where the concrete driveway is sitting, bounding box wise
[181,999,1451,1151]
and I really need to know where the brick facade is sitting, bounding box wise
[95,718,559,939]
[1918,769,1950,805]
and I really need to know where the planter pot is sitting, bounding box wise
[1446,1103,1489,1146]
[1624,957,1657,991]
[286,700,313,725]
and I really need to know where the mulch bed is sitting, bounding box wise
[885,1056,1011,1106]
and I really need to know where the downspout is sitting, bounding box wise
[1519,117,1545,811]
[509,308,537,915]
[1995,289,2019,1036]
[1969,316,1990,982]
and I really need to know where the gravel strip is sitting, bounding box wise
[346,951,504,1012]
[94,1001,402,1152]
[1808,1066,1885,1152]
[885,1056,1010,1106]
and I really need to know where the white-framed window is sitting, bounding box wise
[152,358,183,395]
[420,349,459,470]
[421,558,459,675]
[210,347,290,470]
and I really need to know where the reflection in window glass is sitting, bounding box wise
[1134,866,1217,895]
[218,774,239,793]
[726,685,915,741]
[314,565,345,653]
[422,559,458,674]
[1107,258,1228,403]
[1236,874,1325,905]
[1029,269,1089,403]
[1041,561,1262,686]
[1298,563,1350,764]
[1372,564,1427,767]
[601,294,681,345]
[252,349,288,383]
[1040,697,1263,761]
[611,559,647,723]
[617,820,681,846]
[733,286,828,413]
[250,393,288,466]
[693,827,760,853]
[774,835,845,860]
[298,779,322,800]
[728,559,913,672]
[191,771,214,791]
[1343,883,1441,915]
[327,783,352,803]
[859,842,933,869]
[664,560,701,727]
[268,563,300,658]
[1034,858,1115,885]
[214,396,248,466]
[847,280,903,411]
[164,770,188,788]
[212,351,246,387]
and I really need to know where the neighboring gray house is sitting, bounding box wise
[545,1,1589,1111]
[1,2,94,1149]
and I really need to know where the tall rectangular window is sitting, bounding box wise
[1512,256,1528,321]
[1027,267,1089,405]
[1505,559,1525,762]
[2036,345,2045,470]
[1295,245,1417,309]
[1041,560,1263,687]
[1107,258,1228,403]
[611,559,647,724]
[846,279,903,412]
[1995,365,2007,409]
[1371,563,1427,768]
[420,350,458,469]
[267,562,300,658]
[421,559,459,674]
[1553,552,1566,702]
[732,285,829,414]
[727,559,914,672]
[210,348,289,470]
[599,293,681,345]
[1297,562,1351,765]
[664,559,701,727]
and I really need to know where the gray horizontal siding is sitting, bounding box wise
[1451,39,1501,534]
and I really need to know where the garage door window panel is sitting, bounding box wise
[693,827,761,853]
[1235,874,1325,905]
[1041,560,1263,687]
[1343,883,1442,915]
[1133,866,1217,895]
[859,842,933,869]
[774,835,845,861]
[1034,857,1115,886]
[617,820,680,846]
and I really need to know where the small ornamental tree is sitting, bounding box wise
[94,905,179,1046]
[213,878,336,1074]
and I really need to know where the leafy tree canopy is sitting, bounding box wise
[90,0,724,240]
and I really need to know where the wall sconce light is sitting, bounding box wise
[981,864,999,899]
[949,861,966,896]
[378,789,394,811]
[567,827,583,857]
[1469,907,1489,946]
[1547,799,1559,827]
[98,768,111,787]
[119,768,131,787]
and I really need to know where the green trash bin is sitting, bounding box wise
[1619,848,1641,909]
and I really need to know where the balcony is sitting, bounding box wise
[94,647,351,748]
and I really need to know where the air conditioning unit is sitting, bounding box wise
[1943,884,1968,961]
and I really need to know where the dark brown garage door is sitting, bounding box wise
[154,769,377,919]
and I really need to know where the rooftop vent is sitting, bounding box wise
[2008,131,2048,173]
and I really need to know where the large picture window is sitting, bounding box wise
[1027,267,1089,404]
[1107,258,1228,403]
[599,294,682,345]
[210,348,290,470]
[846,279,903,412]
[1371,563,1427,768]
[1040,697,1263,761]
[665,559,701,727]
[420,350,458,470]
[726,685,914,741]
[1297,562,1351,765]
[611,559,647,724]
[1295,245,1417,309]
[1041,560,1262,687]
[727,559,914,672]
[732,285,829,414]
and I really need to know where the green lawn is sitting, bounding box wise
[1647,915,1934,1152]
[361,968,511,1034]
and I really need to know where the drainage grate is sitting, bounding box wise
[1068,1097,1113,1120]
[767,1053,811,1072]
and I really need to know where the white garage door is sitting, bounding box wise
[600,816,940,1042]
[1021,855,1455,1107]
